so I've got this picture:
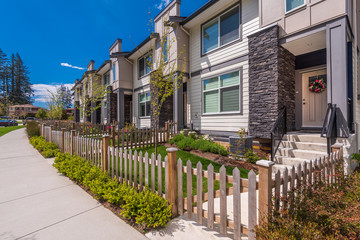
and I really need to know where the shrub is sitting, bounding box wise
[30,136,59,158]
[176,137,195,150]
[244,149,261,164]
[170,133,229,156]
[53,153,172,229]
[26,121,40,137]
[256,166,360,239]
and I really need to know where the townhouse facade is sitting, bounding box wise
[73,0,360,165]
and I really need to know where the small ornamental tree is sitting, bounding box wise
[148,18,187,155]
[75,73,110,122]
[47,87,65,120]
[36,108,47,120]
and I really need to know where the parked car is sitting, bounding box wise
[0,119,11,127]
[23,117,37,125]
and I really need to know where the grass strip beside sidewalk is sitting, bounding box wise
[0,125,25,137]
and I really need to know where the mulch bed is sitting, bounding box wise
[163,143,258,172]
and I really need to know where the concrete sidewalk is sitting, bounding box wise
[0,129,147,240]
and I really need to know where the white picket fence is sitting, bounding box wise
[41,126,344,240]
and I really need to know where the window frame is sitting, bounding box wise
[138,51,153,79]
[285,0,306,14]
[201,3,242,56]
[163,36,168,63]
[138,92,151,118]
[103,71,110,86]
[201,68,243,116]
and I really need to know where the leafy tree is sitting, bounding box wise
[47,87,65,120]
[75,73,109,121]
[36,108,47,120]
[148,18,187,155]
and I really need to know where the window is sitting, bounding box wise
[139,92,151,117]
[103,102,107,118]
[203,71,241,114]
[104,72,110,85]
[163,37,168,62]
[138,52,152,78]
[202,5,240,54]
[286,0,305,12]
[112,63,116,82]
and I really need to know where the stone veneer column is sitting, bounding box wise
[248,25,295,139]
[106,86,117,124]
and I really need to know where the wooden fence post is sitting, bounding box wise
[70,130,76,155]
[61,128,66,153]
[111,125,115,147]
[166,147,178,216]
[72,122,75,130]
[331,143,343,160]
[256,160,275,226]
[165,122,169,142]
[41,124,44,136]
[102,135,110,173]
[49,125,53,142]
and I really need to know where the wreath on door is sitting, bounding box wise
[309,75,327,93]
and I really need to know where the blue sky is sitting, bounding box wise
[0,0,208,108]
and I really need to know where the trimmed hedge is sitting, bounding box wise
[30,136,60,158]
[54,153,172,228]
[169,133,228,156]
[26,121,40,138]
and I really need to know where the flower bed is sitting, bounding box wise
[29,136,61,158]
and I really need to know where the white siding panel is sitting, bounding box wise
[133,88,151,129]
[188,0,258,133]
[190,61,249,132]
[189,0,259,72]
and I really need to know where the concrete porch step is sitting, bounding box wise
[274,156,311,166]
[283,134,327,144]
[276,148,327,159]
[280,141,328,152]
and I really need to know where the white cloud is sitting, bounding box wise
[33,83,74,103]
[156,0,171,10]
[60,62,85,70]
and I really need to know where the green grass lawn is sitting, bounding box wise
[109,145,249,198]
[0,125,25,137]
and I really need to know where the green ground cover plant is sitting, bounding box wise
[256,162,360,239]
[0,125,25,137]
[29,136,60,158]
[169,133,228,156]
[54,153,171,228]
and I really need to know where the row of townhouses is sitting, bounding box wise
[74,0,360,165]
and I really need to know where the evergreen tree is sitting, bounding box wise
[59,84,73,108]
[9,53,33,104]
[0,49,9,115]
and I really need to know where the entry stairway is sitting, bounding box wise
[273,132,328,173]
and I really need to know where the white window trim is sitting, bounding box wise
[202,70,242,116]
[285,0,306,14]
[138,52,153,79]
[139,92,151,118]
[201,4,241,55]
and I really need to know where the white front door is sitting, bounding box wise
[302,69,328,128]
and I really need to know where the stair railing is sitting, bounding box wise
[321,104,350,154]
[271,107,287,162]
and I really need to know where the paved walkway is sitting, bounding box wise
[0,128,147,240]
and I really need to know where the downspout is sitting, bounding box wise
[180,25,192,129]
